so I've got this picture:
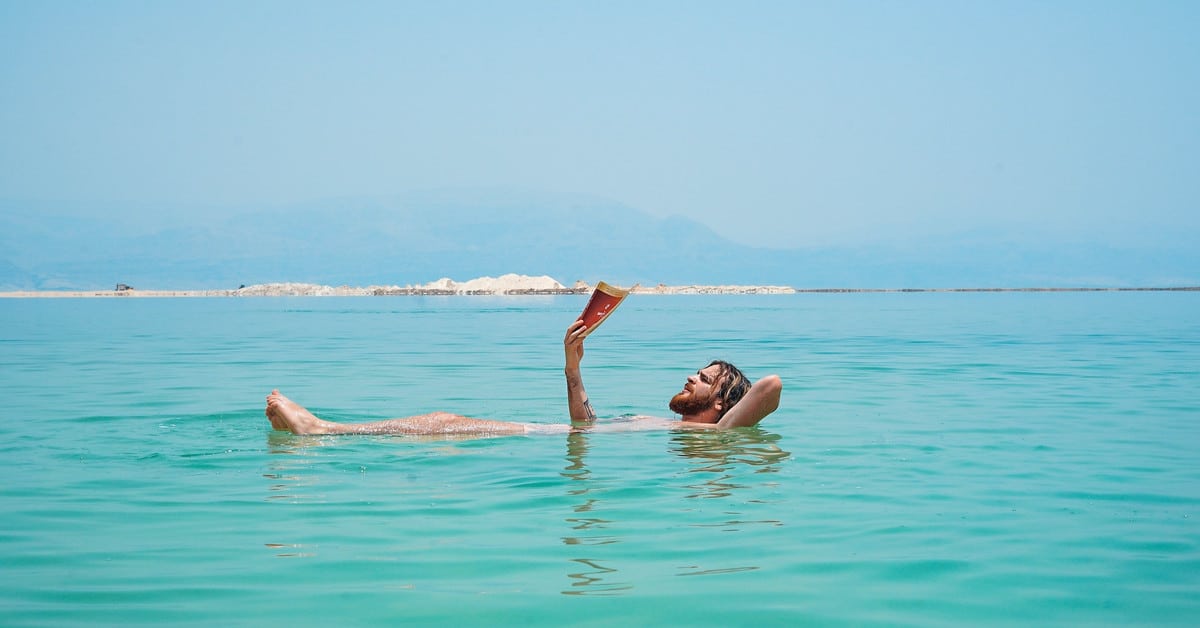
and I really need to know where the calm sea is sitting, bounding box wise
[1,293,1197,626]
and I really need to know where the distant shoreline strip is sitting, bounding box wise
[1,286,1197,298]
[794,286,1200,293]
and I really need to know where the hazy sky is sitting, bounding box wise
[1,1,1196,248]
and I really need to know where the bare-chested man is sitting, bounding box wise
[265,320,782,436]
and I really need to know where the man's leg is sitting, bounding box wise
[264,390,527,436]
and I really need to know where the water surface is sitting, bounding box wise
[1,293,1197,625]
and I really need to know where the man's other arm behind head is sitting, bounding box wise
[716,375,783,429]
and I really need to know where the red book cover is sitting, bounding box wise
[577,281,630,338]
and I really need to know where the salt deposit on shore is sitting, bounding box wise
[374,274,569,295]
[235,283,373,296]
[0,274,579,297]
[3,276,1194,298]
[631,283,796,295]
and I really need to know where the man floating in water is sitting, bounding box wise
[265,320,782,435]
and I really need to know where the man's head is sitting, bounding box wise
[669,360,751,422]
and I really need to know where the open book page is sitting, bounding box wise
[577,281,630,338]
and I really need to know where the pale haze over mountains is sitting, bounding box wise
[2,4,1196,288]
[1,193,1194,291]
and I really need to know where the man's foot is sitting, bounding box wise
[265,390,331,435]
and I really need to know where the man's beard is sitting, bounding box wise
[669,389,715,416]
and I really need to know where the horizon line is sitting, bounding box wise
[2,285,1198,298]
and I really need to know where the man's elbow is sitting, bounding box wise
[760,375,783,400]
[747,375,782,416]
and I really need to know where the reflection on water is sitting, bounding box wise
[670,428,791,500]
[560,432,631,595]
[564,558,630,596]
[264,542,316,558]
[559,429,791,595]
[677,565,760,577]
[262,432,327,556]
[264,431,324,503]
[261,427,791,581]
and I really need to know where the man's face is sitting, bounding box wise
[668,364,723,416]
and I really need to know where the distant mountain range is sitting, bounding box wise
[1,195,1196,290]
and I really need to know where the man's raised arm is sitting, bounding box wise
[564,320,598,424]
[716,375,783,429]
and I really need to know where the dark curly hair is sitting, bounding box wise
[708,360,751,419]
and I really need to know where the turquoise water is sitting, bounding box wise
[2,293,1197,625]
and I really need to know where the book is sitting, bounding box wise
[576,281,630,338]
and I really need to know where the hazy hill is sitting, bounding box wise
[0,196,1195,290]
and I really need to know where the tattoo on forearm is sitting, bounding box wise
[566,370,596,421]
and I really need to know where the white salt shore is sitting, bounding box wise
[5,276,1190,298]
[234,274,570,296]
[0,274,798,298]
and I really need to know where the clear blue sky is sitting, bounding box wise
[1,0,1196,248]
